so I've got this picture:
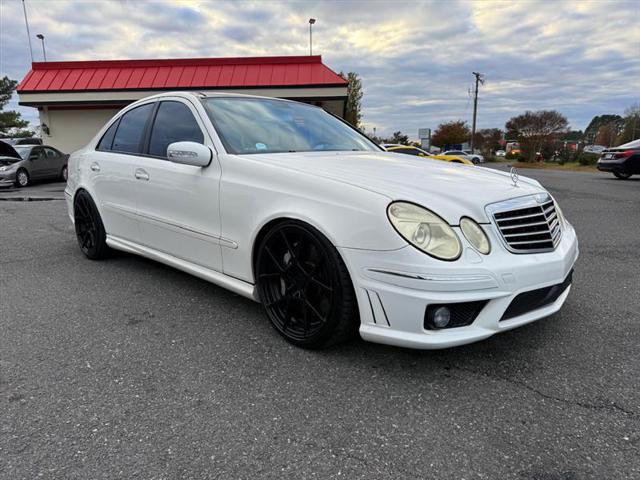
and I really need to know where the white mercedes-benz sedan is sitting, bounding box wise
[65,92,578,349]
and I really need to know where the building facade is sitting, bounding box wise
[17,56,348,153]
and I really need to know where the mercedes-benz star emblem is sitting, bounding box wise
[510,167,519,186]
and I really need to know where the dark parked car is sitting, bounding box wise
[0,141,68,188]
[597,139,640,179]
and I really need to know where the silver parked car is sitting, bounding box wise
[0,141,68,188]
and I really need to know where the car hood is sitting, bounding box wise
[0,140,21,159]
[246,150,546,223]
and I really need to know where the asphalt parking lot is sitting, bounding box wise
[1,169,639,480]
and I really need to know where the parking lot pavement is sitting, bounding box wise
[1,171,639,480]
[0,180,66,201]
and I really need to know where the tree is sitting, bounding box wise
[387,131,409,144]
[564,130,584,141]
[0,76,33,138]
[595,123,618,147]
[474,128,503,154]
[584,114,624,144]
[505,110,569,162]
[431,120,470,148]
[618,103,640,145]
[339,71,363,128]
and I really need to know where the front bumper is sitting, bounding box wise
[339,222,579,349]
[0,171,17,187]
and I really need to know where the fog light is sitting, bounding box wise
[432,306,451,328]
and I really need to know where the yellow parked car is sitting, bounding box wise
[382,144,475,165]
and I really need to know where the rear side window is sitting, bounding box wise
[112,103,154,154]
[393,148,419,156]
[148,101,204,157]
[97,120,119,151]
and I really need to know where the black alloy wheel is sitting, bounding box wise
[15,169,29,187]
[74,191,110,259]
[256,221,358,348]
[614,172,632,180]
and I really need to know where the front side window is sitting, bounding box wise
[44,147,59,158]
[149,101,204,157]
[29,147,43,161]
[112,103,154,154]
[203,97,380,155]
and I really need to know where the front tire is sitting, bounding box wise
[15,169,29,187]
[614,172,632,179]
[73,191,111,259]
[256,220,358,348]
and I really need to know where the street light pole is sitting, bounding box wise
[21,0,34,63]
[470,71,484,152]
[309,18,316,55]
[36,34,47,61]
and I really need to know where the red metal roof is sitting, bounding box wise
[17,56,347,93]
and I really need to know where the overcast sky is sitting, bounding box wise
[1,0,639,138]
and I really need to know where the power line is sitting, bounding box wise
[21,0,34,63]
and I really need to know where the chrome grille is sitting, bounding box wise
[486,194,561,253]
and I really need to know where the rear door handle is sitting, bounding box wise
[90,163,100,172]
[134,168,149,181]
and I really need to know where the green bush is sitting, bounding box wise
[573,151,599,166]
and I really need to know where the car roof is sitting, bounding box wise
[138,90,303,105]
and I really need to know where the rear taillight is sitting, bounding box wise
[615,150,635,158]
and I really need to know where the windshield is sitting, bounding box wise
[14,146,30,160]
[203,97,380,155]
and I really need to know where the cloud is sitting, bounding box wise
[1,0,638,137]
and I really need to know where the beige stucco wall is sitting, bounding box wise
[39,108,122,153]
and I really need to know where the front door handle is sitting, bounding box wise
[90,163,100,172]
[134,168,149,181]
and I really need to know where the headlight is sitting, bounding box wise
[387,202,462,260]
[460,217,491,254]
[0,166,8,172]
[554,201,567,226]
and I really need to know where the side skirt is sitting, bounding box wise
[106,235,259,302]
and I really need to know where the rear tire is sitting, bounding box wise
[15,169,29,187]
[614,172,632,179]
[73,191,111,260]
[256,220,358,349]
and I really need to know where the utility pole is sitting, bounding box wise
[470,71,484,152]
[22,0,34,63]
[309,18,316,55]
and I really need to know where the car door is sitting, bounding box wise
[88,102,155,243]
[132,99,223,272]
[43,147,64,178]
[27,147,47,178]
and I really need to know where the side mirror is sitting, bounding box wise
[167,141,212,167]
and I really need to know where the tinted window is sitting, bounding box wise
[149,101,204,157]
[29,147,44,160]
[44,147,59,158]
[112,103,154,154]
[97,120,119,151]
[391,148,419,156]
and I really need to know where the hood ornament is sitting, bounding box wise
[510,167,519,187]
